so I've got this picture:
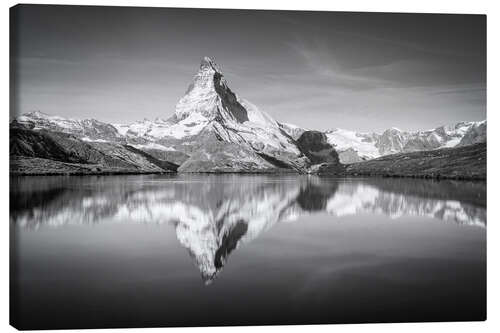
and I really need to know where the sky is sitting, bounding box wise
[11,5,486,132]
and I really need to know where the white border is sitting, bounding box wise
[2,1,498,333]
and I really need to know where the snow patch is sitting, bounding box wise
[81,137,108,143]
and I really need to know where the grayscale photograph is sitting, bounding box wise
[9,4,486,330]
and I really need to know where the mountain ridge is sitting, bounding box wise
[13,109,485,166]
[10,57,486,176]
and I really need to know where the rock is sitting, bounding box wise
[296,131,340,165]
[295,131,345,174]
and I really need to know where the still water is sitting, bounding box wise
[10,175,486,329]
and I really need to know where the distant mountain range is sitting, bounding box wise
[282,121,486,163]
[10,57,486,175]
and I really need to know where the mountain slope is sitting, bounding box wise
[177,129,278,173]
[10,127,175,174]
[344,143,486,180]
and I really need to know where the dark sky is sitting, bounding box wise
[11,5,486,132]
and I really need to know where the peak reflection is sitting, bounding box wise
[11,175,486,282]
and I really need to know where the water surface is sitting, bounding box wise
[10,175,486,329]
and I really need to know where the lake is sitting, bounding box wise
[10,174,486,329]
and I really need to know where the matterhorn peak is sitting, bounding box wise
[174,56,250,123]
[199,56,221,72]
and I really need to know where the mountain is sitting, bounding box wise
[11,57,311,173]
[10,57,486,175]
[108,57,310,172]
[157,57,308,171]
[325,121,486,163]
[457,120,487,146]
[14,111,125,143]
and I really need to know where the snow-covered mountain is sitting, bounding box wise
[14,111,125,143]
[109,57,309,172]
[325,121,486,163]
[11,57,486,171]
[13,57,310,172]
[457,121,487,147]
[162,57,308,171]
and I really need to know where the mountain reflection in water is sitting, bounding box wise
[10,175,486,283]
